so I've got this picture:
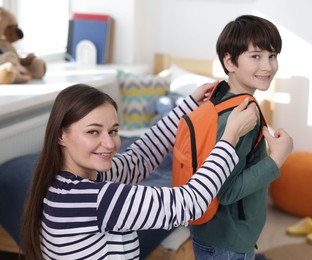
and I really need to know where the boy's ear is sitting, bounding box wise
[223,53,235,73]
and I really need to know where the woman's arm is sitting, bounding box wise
[105,95,200,183]
[98,99,259,231]
[103,83,217,184]
[98,140,238,231]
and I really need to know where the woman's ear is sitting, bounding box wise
[58,131,65,146]
[58,138,65,146]
[223,53,235,73]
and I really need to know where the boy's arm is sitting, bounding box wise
[217,146,279,205]
[216,115,279,205]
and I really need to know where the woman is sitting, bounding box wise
[21,83,290,259]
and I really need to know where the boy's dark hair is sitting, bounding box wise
[216,15,282,75]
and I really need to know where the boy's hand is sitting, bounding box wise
[263,127,294,167]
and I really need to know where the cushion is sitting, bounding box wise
[170,73,215,97]
[117,70,170,129]
[169,64,215,97]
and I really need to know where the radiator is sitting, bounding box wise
[0,112,50,165]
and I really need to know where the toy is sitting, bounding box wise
[145,92,184,126]
[0,7,46,84]
[0,61,18,84]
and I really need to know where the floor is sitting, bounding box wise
[257,198,307,253]
[0,199,309,259]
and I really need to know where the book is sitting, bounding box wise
[72,13,110,21]
[66,15,112,64]
[65,19,74,62]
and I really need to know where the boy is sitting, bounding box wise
[190,15,287,259]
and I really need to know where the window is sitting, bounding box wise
[3,0,70,60]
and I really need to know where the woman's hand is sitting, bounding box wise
[221,98,258,146]
[191,81,218,105]
[263,127,294,167]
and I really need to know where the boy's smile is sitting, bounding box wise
[225,44,278,95]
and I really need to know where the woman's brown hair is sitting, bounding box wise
[216,14,282,75]
[21,84,117,259]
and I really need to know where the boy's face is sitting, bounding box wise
[224,43,278,95]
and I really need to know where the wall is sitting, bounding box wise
[274,77,311,152]
[70,0,137,64]
[9,0,312,151]
[137,0,312,152]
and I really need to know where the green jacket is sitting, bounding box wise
[189,92,280,253]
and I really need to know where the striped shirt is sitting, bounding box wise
[40,96,239,259]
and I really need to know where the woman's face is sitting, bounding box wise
[59,103,121,180]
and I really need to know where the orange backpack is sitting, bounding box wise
[172,81,266,225]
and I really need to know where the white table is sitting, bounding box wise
[0,61,149,164]
[0,62,148,122]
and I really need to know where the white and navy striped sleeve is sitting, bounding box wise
[98,140,239,231]
[102,95,199,184]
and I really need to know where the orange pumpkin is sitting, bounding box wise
[270,152,312,217]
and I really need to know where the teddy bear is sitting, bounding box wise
[0,61,18,83]
[0,7,46,83]
[145,91,184,126]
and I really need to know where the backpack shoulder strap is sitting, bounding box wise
[208,81,267,221]
[211,81,267,150]
[209,80,230,104]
